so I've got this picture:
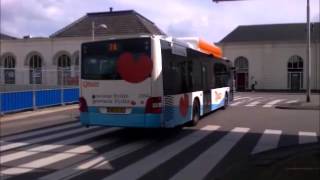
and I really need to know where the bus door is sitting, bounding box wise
[202,64,211,114]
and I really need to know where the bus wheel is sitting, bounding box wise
[222,93,228,110]
[190,101,200,126]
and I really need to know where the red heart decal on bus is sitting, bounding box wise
[179,94,189,117]
[117,52,153,83]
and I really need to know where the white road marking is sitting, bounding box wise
[262,99,286,108]
[252,129,282,154]
[245,101,261,107]
[0,128,119,164]
[0,167,33,176]
[0,126,100,152]
[299,131,318,144]
[170,127,250,180]
[233,97,250,101]
[1,151,36,164]
[230,101,244,106]
[102,125,220,180]
[285,100,299,104]
[1,122,78,142]
[0,139,117,176]
[39,141,151,180]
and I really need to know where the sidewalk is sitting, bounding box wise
[0,104,79,122]
[276,100,320,110]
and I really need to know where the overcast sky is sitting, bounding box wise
[1,0,319,42]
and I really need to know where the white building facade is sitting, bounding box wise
[0,37,84,89]
[219,23,320,92]
[0,10,165,91]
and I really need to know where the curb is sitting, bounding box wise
[275,105,320,110]
[0,105,79,122]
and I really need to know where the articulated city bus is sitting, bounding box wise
[79,35,233,128]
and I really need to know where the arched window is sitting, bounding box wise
[29,54,42,84]
[2,53,16,84]
[234,56,249,71]
[57,54,71,85]
[234,56,249,90]
[71,51,80,86]
[288,55,303,90]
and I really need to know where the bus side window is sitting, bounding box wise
[214,62,229,88]
[161,39,191,95]
[179,61,189,93]
[201,64,208,90]
[192,61,202,91]
[187,61,193,91]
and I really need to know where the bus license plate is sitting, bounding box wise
[107,107,126,113]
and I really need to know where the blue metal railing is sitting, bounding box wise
[0,88,79,114]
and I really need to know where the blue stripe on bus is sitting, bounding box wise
[80,107,160,128]
[211,100,225,111]
[80,96,226,128]
[163,106,192,127]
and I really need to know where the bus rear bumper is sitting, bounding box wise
[80,112,162,128]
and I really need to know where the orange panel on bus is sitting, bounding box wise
[198,39,222,59]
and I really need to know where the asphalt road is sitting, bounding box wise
[0,92,319,180]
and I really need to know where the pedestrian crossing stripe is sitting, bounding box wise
[251,129,282,154]
[1,122,79,142]
[102,125,221,180]
[245,101,261,107]
[1,139,118,175]
[299,131,318,144]
[0,128,119,164]
[262,99,286,108]
[0,126,103,152]
[170,127,249,180]
[40,141,151,180]
[285,100,299,104]
[229,96,303,107]
[0,123,318,180]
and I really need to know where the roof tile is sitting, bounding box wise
[219,23,320,43]
[50,10,165,38]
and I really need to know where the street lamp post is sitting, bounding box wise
[213,0,312,102]
[91,21,108,41]
[306,0,311,102]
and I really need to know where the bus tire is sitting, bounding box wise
[222,93,228,110]
[190,100,200,126]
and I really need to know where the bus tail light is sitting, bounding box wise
[79,97,88,112]
[145,97,162,114]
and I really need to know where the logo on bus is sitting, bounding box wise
[117,52,153,83]
[82,81,99,88]
[214,91,223,102]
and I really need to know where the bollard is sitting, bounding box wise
[0,92,3,116]
[32,70,37,110]
[61,69,65,106]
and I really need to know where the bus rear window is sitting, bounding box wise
[81,38,151,80]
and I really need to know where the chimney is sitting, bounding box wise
[109,7,113,12]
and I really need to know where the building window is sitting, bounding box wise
[234,56,249,91]
[29,54,42,84]
[57,54,71,85]
[287,55,303,90]
[2,54,16,84]
[73,51,80,67]
[71,51,80,86]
